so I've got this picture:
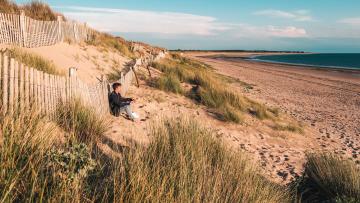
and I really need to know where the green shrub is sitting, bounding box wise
[46,143,96,184]
[116,118,291,202]
[55,100,110,144]
[293,153,360,202]
[8,48,63,75]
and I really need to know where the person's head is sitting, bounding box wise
[112,82,122,93]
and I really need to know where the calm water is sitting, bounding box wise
[252,53,360,70]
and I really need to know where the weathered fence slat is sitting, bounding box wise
[0,11,90,48]
[0,48,157,116]
[2,55,8,114]
[8,58,15,113]
[24,65,29,110]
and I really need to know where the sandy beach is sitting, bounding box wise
[187,52,360,163]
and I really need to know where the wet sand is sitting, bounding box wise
[188,52,360,164]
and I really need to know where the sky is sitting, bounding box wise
[16,0,360,52]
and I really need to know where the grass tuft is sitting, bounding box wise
[55,100,110,144]
[86,32,135,58]
[155,72,183,94]
[293,153,360,202]
[116,117,291,202]
[7,47,63,75]
[0,0,65,21]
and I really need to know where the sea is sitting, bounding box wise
[251,53,360,70]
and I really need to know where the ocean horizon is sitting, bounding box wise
[251,53,360,70]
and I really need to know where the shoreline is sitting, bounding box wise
[187,51,360,173]
[201,54,360,74]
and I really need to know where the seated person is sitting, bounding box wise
[109,82,137,120]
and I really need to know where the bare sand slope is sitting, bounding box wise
[1,43,130,84]
[188,52,360,164]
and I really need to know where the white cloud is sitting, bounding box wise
[58,6,308,39]
[60,6,230,36]
[231,24,307,38]
[254,9,313,21]
[338,17,360,26]
[267,26,307,37]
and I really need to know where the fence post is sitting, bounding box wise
[20,10,27,47]
[69,67,77,100]
[8,58,14,113]
[24,66,29,110]
[2,55,8,114]
[57,15,63,43]
[73,21,78,43]
[14,61,19,112]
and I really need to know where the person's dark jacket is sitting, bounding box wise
[109,91,133,116]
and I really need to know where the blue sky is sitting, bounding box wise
[17,0,360,52]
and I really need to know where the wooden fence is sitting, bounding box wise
[0,11,91,48]
[0,52,109,116]
[116,52,165,95]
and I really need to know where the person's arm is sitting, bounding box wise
[118,94,133,102]
[124,97,134,102]
[110,93,129,107]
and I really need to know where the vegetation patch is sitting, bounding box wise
[272,122,304,134]
[292,153,360,202]
[116,118,291,202]
[7,48,63,75]
[152,54,278,123]
[0,0,65,21]
[86,32,135,58]
[155,72,183,94]
[1,103,357,202]
[55,100,110,144]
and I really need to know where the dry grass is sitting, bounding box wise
[152,54,277,123]
[1,102,358,202]
[0,102,108,202]
[0,0,65,21]
[0,107,291,202]
[272,122,304,134]
[0,110,65,202]
[116,117,291,202]
[155,72,183,94]
[7,47,64,75]
[86,32,135,58]
[55,99,110,144]
[293,153,360,202]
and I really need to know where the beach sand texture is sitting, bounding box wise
[189,52,360,161]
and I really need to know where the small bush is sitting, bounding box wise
[46,143,96,184]
[293,153,360,202]
[117,118,291,202]
[55,100,110,144]
[8,48,63,75]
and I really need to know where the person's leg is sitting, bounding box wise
[123,105,135,120]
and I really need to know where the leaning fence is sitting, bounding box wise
[0,52,109,117]
[0,11,91,48]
